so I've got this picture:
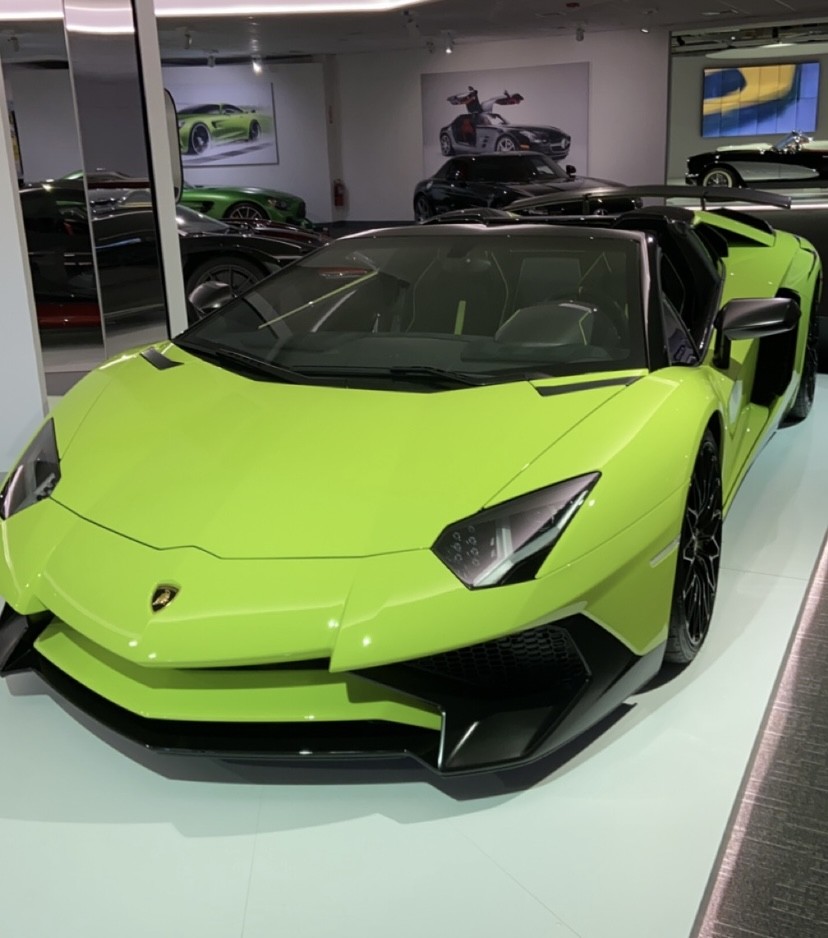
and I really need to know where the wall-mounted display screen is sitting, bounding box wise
[702,62,820,137]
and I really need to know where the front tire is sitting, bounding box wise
[495,135,519,152]
[665,430,723,665]
[224,201,268,221]
[439,133,454,156]
[248,120,261,141]
[414,194,433,221]
[786,305,819,423]
[188,123,211,156]
[701,165,736,187]
[185,255,266,299]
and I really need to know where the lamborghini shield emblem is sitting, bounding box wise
[151,585,179,612]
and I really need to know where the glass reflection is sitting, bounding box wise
[2,21,105,395]
[63,0,169,358]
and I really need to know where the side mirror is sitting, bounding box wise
[188,280,235,320]
[714,296,800,368]
[565,164,577,176]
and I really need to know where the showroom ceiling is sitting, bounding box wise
[0,0,827,60]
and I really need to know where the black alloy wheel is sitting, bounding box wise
[786,305,819,423]
[189,123,211,155]
[665,430,723,665]
[248,121,261,141]
[414,194,433,221]
[185,256,265,298]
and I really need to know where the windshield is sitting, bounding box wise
[774,132,811,150]
[178,233,645,388]
[482,154,568,182]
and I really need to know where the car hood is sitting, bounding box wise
[50,346,629,559]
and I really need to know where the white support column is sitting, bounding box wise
[0,65,47,473]
[134,0,189,336]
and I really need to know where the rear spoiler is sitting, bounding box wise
[509,185,792,213]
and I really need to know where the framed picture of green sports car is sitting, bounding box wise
[164,77,279,167]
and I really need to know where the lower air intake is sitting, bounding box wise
[408,622,587,696]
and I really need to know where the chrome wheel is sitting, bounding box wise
[666,431,722,664]
[495,136,518,152]
[702,167,735,187]
[439,133,453,156]
[226,202,268,221]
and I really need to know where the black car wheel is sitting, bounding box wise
[414,194,433,222]
[185,256,266,299]
[495,135,519,152]
[665,429,722,665]
[786,304,819,423]
[439,133,454,157]
[248,120,261,142]
[701,166,736,187]
[188,123,211,156]
[225,202,269,221]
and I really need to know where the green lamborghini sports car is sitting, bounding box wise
[0,189,820,774]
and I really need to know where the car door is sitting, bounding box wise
[433,160,480,213]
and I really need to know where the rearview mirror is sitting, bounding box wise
[714,296,800,368]
[720,297,800,340]
[188,280,235,320]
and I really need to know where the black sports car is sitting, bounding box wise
[686,131,828,188]
[413,153,627,221]
[439,88,570,160]
[20,184,310,328]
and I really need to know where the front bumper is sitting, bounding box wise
[685,172,700,185]
[0,602,662,773]
[0,495,675,773]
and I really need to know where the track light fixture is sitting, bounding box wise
[575,26,585,42]
[402,8,420,40]
[184,30,192,49]
[207,53,216,67]
[444,32,454,54]
[251,55,263,74]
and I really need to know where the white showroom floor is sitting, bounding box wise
[1,376,827,938]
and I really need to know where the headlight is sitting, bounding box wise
[0,420,61,521]
[266,198,290,210]
[432,473,599,589]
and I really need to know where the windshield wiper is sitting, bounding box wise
[295,364,491,387]
[176,339,312,384]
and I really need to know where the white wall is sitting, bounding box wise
[336,29,671,221]
[5,65,82,181]
[667,53,828,182]
[162,62,332,222]
[0,66,46,473]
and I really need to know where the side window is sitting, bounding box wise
[660,256,698,365]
